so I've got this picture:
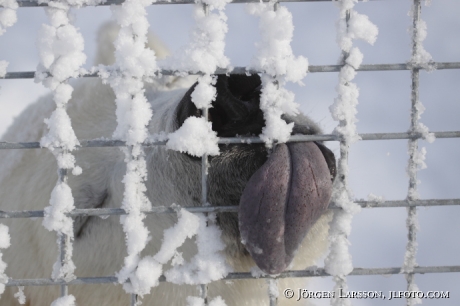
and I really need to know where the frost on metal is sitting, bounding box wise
[325,1,378,305]
[0,0,18,82]
[0,0,18,36]
[0,224,11,297]
[162,1,231,75]
[167,116,220,157]
[106,0,160,297]
[36,3,96,304]
[161,2,232,303]
[164,213,230,285]
[14,286,25,305]
[50,294,76,306]
[247,1,308,147]
[0,60,8,78]
[402,2,434,306]
[408,0,433,69]
[186,295,227,306]
[162,0,231,155]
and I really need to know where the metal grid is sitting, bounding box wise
[1,0,460,305]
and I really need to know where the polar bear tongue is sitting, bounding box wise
[238,142,333,275]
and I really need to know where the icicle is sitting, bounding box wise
[325,1,378,305]
[247,0,308,147]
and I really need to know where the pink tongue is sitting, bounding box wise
[238,142,332,274]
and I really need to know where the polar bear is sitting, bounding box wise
[0,23,335,305]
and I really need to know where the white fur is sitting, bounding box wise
[0,23,331,306]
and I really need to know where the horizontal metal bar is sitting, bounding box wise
[1,131,458,150]
[6,265,460,287]
[8,0,373,8]
[227,265,460,280]
[309,62,460,72]
[353,198,460,208]
[1,199,458,219]
[0,205,239,219]
[2,62,460,80]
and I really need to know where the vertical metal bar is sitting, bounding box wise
[201,106,209,208]
[58,168,68,297]
[131,293,138,306]
[266,3,280,306]
[200,3,210,303]
[200,283,208,304]
[406,1,421,305]
[268,278,278,306]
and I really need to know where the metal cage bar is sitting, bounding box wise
[404,1,422,304]
[4,0,376,8]
[5,265,460,287]
[3,62,460,80]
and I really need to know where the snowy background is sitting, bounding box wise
[0,0,459,305]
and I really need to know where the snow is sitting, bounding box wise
[0,224,10,296]
[36,5,89,305]
[250,266,266,278]
[0,60,7,77]
[267,278,279,300]
[166,117,220,157]
[186,296,206,306]
[50,295,75,306]
[161,2,230,75]
[43,182,75,236]
[154,208,200,264]
[126,256,162,296]
[0,224,10,250]
[191,75,217,109]
[409,2,433,68]
[116,207,229,299]
[325,1,378,303]
[247,2,307,146]
[106,0,161,297]
[0,0,18,36]
[402,2,434,305]
[407,283,423,306]
[186,296,227,306]
[164,213,230,285]
[413,100,435,142]
[14,286,26,304]
[161,0,231,162]
[367,193,384,204]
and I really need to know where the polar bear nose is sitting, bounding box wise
[209,74,264,137]
[176,74,264,137]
